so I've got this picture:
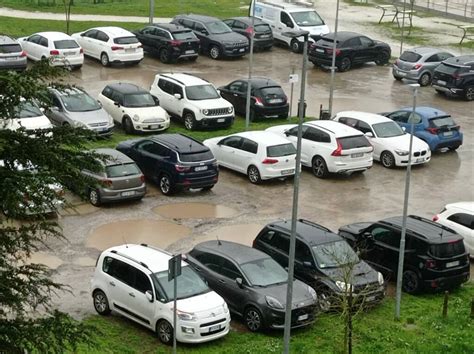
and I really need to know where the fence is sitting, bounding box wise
[393,0,474,22]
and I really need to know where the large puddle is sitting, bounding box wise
[153,203,238,219]
[27,252,63,269]
[191,223,264,248]
[86,219,191,251]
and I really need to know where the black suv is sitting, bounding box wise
[339,215,470,294]
[432,55,474,101]
[309,31,391,72]
[133,23,200,63]
[223,17,273,51]
[116,133,218,195]
[171,14,249,60]
[253,219,385,311]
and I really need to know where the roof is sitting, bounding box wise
[157,73,209,86]
[35,31,74,40]
[403,47,443,55]
[106,244,174,273]
[395,106,449,118]
[175,14,220,23]
[226,16,267,25]
[246,77,280,88]
[323,31,360,41]
[150,133,208,153]
[193,240,269,265]
[106,82,148,94]
[255,1,316,11]
[151,23,191,32]
[94,148,134,166]
[305,120,364,138]
[231,130,294,146]
[445,202,474,214]
[443,55,474,66]
[268,219,341,246]
[335,111,390,125]
[0,35,18,45]
[90,26,135,37]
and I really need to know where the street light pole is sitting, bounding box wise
[149,0,154,25]
[399,0,407,56]
[245,2,256,130]
[328,0,340,117]
[395,83,419,320]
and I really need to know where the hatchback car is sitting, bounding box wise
[204,131,296,184]
[72,26,143,66]
[392,47,453,86]
[432,55,474,101]
[339,215,470,293]
[98,83,169,134]
[116,134,218,195]
[309,31,391,72]
[46,87,114,136]
[223,17,273,50]
[133,23,200,63]
[92,244,231,344]
[0,34,27,71]
[253,219,385,311]
[334,111,431,168]
[19,31,83,68]
[1,99,53,132]
[382,106,463,151]
[266,120,373,178]
[219,78,288,120]
[186,240,317,331]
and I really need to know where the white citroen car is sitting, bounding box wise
[204,131,296,184]
[334,111,431,168]
[1,99,53,131]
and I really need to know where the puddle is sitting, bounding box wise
[193,224,264,247]
[27,252,63,269]
[86,219,191,251]
[60,203,100,216]
[72,256,96,267]
[153,203,238,219]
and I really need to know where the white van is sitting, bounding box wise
[250,0,329,52]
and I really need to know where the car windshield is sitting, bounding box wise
[373,121,405,138]
[399,51,421,63]
[312,241,359,269]
[173,31,197,40]
[0,44,22,53]
[185,84,220,100]
[54,40,79,49]
[240,257,288,287]
[255,24,271,32]
[179,150,214,162]
[267,143,296,157]
[60,91,101,112]
[436,63,462,75]
[123,93,155,107]
[260,86,285,97]
[105,163,140,178]
[113,36,139,44]
[207,21,232,34]
[13,101,43,118]
[290,11,324,27]
[430,116,455,128]
[338,135,371,149]
[153,266,210,301]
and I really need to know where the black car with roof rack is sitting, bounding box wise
[338,215,470,294]
[432,55,474,101]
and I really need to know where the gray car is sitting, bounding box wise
[0,35,27,71]
[82,148,146,206]
[46,87,114,136]
[392,47,454,86]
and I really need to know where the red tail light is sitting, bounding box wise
[453,73,461,80]
[101,179,113,188]
[413,63,422,70]
[111,46,124,51]
[20,50,27,57]
[425,259,436,269]
[245,26,254,34]
[326,48,341,56]
[253,96,264,106]
[140,174,145,183]
[50,50,60,55]
[395,59,400,65]
[170,40,182,47]
[426,127,439,135]
[252,239,257,247]
[432,214,439,222]
[262,158,278,164]
[79,48,84,54]
[331,139,343,156]
[175,165,191,172]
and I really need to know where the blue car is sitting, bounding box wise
[382,106,463,151]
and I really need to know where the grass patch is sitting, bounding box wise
[457,41,474,49]
[372,22,431,46]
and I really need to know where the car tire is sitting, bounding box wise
[448,145,459,151]
[159,174,174,196]
[290,39,302,53]
[159,48,171,64]
[319,292,332,312]
[247,165,261,184]
[465,85,474,101]
[312,156,329,179]
[402,269,421,294]
[156,319,173,345]
[375,51,390,66]
[123,116,135,134]
[202,185,214,191]
[93,290,111,315]
[209,45,221,60]
[435,89,445,95]
[244,306,264,332]
[188,56,198,62]
[338,57,352,72]
[183,112,196,130]
[88,189,101,207]
[418,72,431,87]
[380,151,396,168]
[100,52,110,67]
[393,75,403,81]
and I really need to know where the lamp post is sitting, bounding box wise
[328,0,340,117]
[399,0,407,56]
[281,29,309,354]
[395,83,420,320]
[245,2,256,130]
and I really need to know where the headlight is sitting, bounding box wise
[308,286,317,301]
[202,109,209,116]
[377,272,384,286]
[394,149,409,156]
[335,281,354,293]
[227,106,233,113]
[132,114,140,122]
[265,295,284,309]
[222,302,229,313]
[177,310,197,321]
[73,120,87,128]
[108,115,114,125]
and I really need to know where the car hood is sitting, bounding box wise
[379,133,429,151]
[66,108,110,124]
[208,32,248,43]
[301,24,330,37]
[177,290,226,314]
[190,97,233,110]
[319,260,379,286]
[253,280,316,308]
[3,115,53,130]
[265,124,297,136]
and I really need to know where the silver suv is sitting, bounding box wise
[0,35,27,71]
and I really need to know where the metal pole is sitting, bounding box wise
[172,260,177,353]
[400,0,407,56]
[395,83,419,320]
[245,2,256,130]
[289,67,295,119]
[149,0,154,25]
[283,32,308,354]
[328,0,340,116]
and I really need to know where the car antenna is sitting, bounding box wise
[217,236,222,246]
[123,235,129,248]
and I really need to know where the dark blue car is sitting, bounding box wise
[382,106,463,151]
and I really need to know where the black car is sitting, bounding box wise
[432,55,474,101]
[133,23,200,64]
[116,134,218,195]
[219,78,289,120]
[223,17,273,51]
[171,14,249,60]
[309,31,391,72]
[339,215,470,294]
[186,240,317,332]
[253,219,385,311]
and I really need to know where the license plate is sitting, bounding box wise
[297,314,308,321]
[281,169,294,176]
[316,48,324,53]
[239,48,245,52]
[443,131,454,137]
[149,125,159,129]
[195,166,208,172]
[437,80,446,85]
[125,48,135,53]
[446,260,459,268]
[268,98,283,103]
[260,34,270,38]
[64,51,75,56]
[121,191,135,197]
[209,325,221,332]
[185,50,195,54]
[415,158,424,163]
[397,71,406,76]
[217,118,225,123]
[351,153,363,158]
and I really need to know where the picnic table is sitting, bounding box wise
[458,25,474,44]
[376,2,416,34]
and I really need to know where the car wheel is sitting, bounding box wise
[93,290,111,315]
[88,189,101,207]
[338,57,352,72]
[209,45,221,60]
[375,51,390,66]
[202,185,214,191]
[393,75,402,81]
[319,292,332,312]
[183,112,196,130]
[418,72,431,87]
[247,165,261,184]
[380,151,395,168]
[402,269,421,294]
[465,85,474,101]
[100,52,110,67]
[159,48,171,64]
[123,116,135,134]
[159,174,174,195]
[156,319,173,345]
[435,89,445,95]
[290,39,301,53]
[312,156,329,178]
[188,56,198,62]
[448,145,459,151]
[244,306,263,332]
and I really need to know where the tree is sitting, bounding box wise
[0,61,100,352]
[63,0,73,35]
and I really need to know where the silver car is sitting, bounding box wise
[46,87,114,136]
[392,47,453,86]
[0,35,27,71]
[82,148,146,206]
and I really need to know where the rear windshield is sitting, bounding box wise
[255,24,271,32]
[113,36,139,44]
[399,51,421,63]
[338,135,371,149]
[0,44,22,53]
[429,241,465,258]
[179,150,214,162]
[260,86,285,97]
[430,116,456,128]
[267,143,296,157]
[13,101,43,118]
[54,40,79,49]
[106,163,140,178]
[173,31,196,40]
[436,63,464,75]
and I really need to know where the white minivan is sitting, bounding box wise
[250,0,329,52]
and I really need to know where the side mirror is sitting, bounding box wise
[303,261,312,268]
[284,130,290,136]
[152,95,160,105]
[174,93,182,100]
[114,101,120,107]
[363,231,373,240]
[236,277,244,288]
[201,29,209,35]
[97,100,102,107]
[39,107,45,113]
[364,132,374,138]
[286,22,293,28]
[402,126,406,132]
[145,290,153,302]
[80,33,85,37]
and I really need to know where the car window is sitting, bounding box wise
[84,29,98,39]
[101,86,113,99]
[303,127,330,143]
[185,84,220,100]
[123,93,155,108]
[290,10,324,26]
[114,36,139,44]
[0,44,22,53]
[220,136,243,149]
[229,81,243,92]
[372,121,404,138]
[140,26,154,35]
[54,40,79,49]
[425,54,440,63]
[240,258,288,286]
[338,135,371,149]
[51,94,62,109]
[173,31,197,40]
[267,143,296,157]
[241,138,258,154]
[153,266,209,302]
[287,125,308,137]
[102,257,135,287]
[359,36,373,47]
[370,226,400,248]
[223,19,234,27]
[295,240,313,264]
[106,163,141,178]
[429,241,465,258]
[220,258,243,280]
[311,240,359,268]
[272,233,290,253]
[28,35,41,44]
[357,121,373,135]
[207,21,232,35]
[255,23,271,32]
[39,36,48,47]
[134,269,152,293]
[181,19,194,29]
[344,37,361,47]
[194,22,206,33]
[140,141,171,157]
[96,31,109,42]
[179,150,214,162]
[280,12,293,28]
[437,52,453,61]
[193,251,222,273]
[447,213,474,229]
[60,90,101,112]
[158,79,172,94]
[429,116,456,128]
[338,117,358,128]
[399,51,421,62]
[172,83,183,97]
[233,20,247,30]
[110,91,123,105]
[388,111,410,123]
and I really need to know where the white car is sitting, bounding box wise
[204,131,296,184]
[72,26,143,66]
[150,73,234,130]
[433,202,474,258]
[18,31,83,68]
[1,99,53,131]
[98,83,170,134]
[91,244,231,344]
[266,120,373,178]
[334,111,431,168]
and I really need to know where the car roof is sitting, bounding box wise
[0,35,19,45]
[93,148,135,166]
[245,77,280,88]
[176,14,219,23]
[305,120,364,138]
[35,31,74,40]
[226,17,267,25]
[336,111,390,124]
[192,240,270,265]
[231,130,294,146]
[395,106,449,118]
[323,31,361,41]
[106,82,148,94]
[445,202,474,214]
[89,26,135,37]
[151,23,191,32]
[267,219,342,246]
[105,244,175,273]
[442,55,474,66]
[158,73,209,86]
[50,86,85,95]
[150,133,208,153]
[403,47,444,55]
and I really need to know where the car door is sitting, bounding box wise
[363,224,401,278]
[387,111,423,134]
[215,135,243,170]
[136,141,172,179]
[153,28,169,53]
[23,35,42,60]
[444,213,474,252]
[234,138,258,173]
[303,127,331,165]
[192,22,209,50]
[46,92,66,125]
[137,26,154,51]
[259,230,291,268]
[277,11,294,43]
[355,120,381,159]
[214,258,249,313]
[94,31,110,58]
[219,81,241,111]
[80,29,97,56]
[170,83,186,117]
[155,78,173,113]
[359,36,378,63]
[284,125,310,165]
[294,239,318,285]
[108,90,125,123]
[38,36,49,60]
[129,268,157,328]
[342,37,361,64]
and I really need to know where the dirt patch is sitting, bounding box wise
[27,252,63,269]
[192,223,265,248]
[153,202,239,219]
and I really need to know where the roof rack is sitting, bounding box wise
[160,74,185,86]
[310,122,335,135]
[110,249,149,269]
[140,243,173,256]
[408,215,456,233]
[299,219,332,233]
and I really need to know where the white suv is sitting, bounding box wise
[91,244,231,344]
[150,73,234,130]
[266,120,373,178]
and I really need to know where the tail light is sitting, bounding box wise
[326,48,341,56]
[262,158,278,164]
[111,46,124,51]
[309,43,316,50]
[140,174,145,183]
[331,139,343,156]
[50,50,60,55]
[170,40,182,47]
[426,127,439,135]
[101,179,113,188]
[252,239,257,247]
[453,73,461,80]
[425,259,436,269]
[432,214,439,222]
[253,96,264,106]
[175,164,191,172]
[245,26,254,34]
[79,48,84,54]
[395,59,400,66]
[413,63,422,70]
[20,50,27,57]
